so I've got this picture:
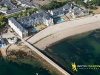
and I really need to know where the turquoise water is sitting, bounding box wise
[31,28,38,33]
[57,18,65,23]
[45,30,100,75]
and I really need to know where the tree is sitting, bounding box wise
[33,8,37,13]
[40,0,67,10]
[0,15,5,22]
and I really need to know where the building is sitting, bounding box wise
[17,10,54,28]
[48,3,72,18]
[1,0,17,10]
[48,2,89,18]
[6,7,25,15]
[0,7,8,13]
[8,17,28,38]
[8,10,53,38]
[69,6,89,18]
[0,0,22,15]
[16,0,34,7]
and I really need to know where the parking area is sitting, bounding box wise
[2,28,15,39]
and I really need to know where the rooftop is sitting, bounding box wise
[17,0,33,6]
[1,0,17,10]
[17,10,51,27]
[6,7,25,14]
[8,17,28,33]
[51,3,72,13]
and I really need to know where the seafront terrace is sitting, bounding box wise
[28,14,100,45]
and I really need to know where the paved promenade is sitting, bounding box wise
[28,14,100,45]
[22,39,70,75]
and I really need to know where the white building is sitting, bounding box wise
[70,6,89,18]
[48,3,72,18]
[8,17,28,38]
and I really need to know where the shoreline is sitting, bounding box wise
[34,21,100,50]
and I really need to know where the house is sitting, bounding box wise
[0,7,8,13]
[69,6,89,18]
[0,0,21,15]
[8,17,28,38]
[17,10,54,28]
[48,3,73,18]
[1,0,17,10]
[16,0,34,7]
[6,7,25,15]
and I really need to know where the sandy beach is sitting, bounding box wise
[34,21,100,50]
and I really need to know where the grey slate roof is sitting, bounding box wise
[6,7,25,14]
[71,6,89,17]
[17,0,33,6]
[1,0,17,9]
[9,17,27,33]
[52,3,72,13]
[17,10,51,28]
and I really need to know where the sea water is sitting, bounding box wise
[0,55,51,75]
[45,29,100,75]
